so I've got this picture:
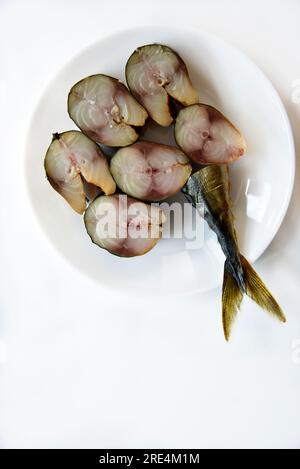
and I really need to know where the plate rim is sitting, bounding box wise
[23,25,296,296]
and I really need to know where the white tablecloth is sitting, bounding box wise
[1,0,300,449]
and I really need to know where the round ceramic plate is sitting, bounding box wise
[25,26,295,296]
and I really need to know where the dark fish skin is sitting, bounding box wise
[182,165,286,340]
[183,165,245,291]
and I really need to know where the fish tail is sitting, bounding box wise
[222,256,286,341]
[222,259,244,341]
[241,255,286,323]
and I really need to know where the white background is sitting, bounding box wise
[1,0,300,449]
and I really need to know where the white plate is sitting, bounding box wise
[25,26,295,296]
